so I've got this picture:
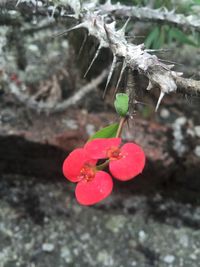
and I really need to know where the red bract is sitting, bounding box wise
[84,138,145,181]
[62,148,113,205]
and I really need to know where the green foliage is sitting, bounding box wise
[168,28,197,46]
[145,25,198,49]
[114,93,129,117]
[88,123,119,141]
[144,26,160,49]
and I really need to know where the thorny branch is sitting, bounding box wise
[1,0,200,111]
[100,2,200,33]
[2,1,200,33]
[176,77,200,96]
[65,9,199,109]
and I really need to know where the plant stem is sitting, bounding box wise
[116,116,127,138]
[96,160,110,171]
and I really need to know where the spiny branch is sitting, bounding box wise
[3,0,200,33]
[176,77,200,96]
[67,11,199,109]
[2,0,200,109]
[100,1,200,33]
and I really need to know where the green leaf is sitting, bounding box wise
[144,26,160,49]
[168,28,197,46]
[193,0,200,4]
[88,123,119,141]
[114,93,129,117]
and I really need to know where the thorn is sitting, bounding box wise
[84,45,101,78]
[106,21,116,32]
[103,55,117,98]
[169,8,176,14]
[133,100,150,106]
[146,81,153,91]
[78,33,88,59]
[51,4,57,18]
[104,22,116,45]
[118,18,131,36]
[53,23,85,38]
[146,48,172,53]
[113,58,126,97]
[60,7,65,16]
[155,91,165,111]
[103,0,112,7]
[16,0,21,6]
[171,71,183,77]
[159,59,182,66]
[125,35,144,39]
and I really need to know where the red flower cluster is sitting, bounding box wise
[63,138,145,206]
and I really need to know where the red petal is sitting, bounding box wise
[84,138,121,159]
[62,148,97,182]
[109,143,145,181]
[75,171,113,205]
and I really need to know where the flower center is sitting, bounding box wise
[78,165,96,182]
[107,146,123,160]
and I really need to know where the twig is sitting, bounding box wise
[8,69,108,113]
[176,77,200,96]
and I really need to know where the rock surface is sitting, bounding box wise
[1,173,200,267]
[0,89,200,267]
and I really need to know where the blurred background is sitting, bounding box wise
[0,0,200,266]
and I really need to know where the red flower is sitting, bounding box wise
[62,148,113,205]
[84,138,145,181]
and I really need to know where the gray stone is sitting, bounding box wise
[85,124,96,136]
[190,254,197,260]
[160,108,170,119]
[105,215,127,233]
[163,255,175,264]
[60,246,73,263]
[1,174,200,267]
[194,146,200,157]
[97,250,114,266]
[175,117,187,126]
[64,119,78,130]
[194,126,200,138]
[179,234,189,248]
[138,230,147,242]
[42,243,55,252]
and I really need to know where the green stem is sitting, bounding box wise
[116,116,127,138]
[96,116,127,171]
[96,160,110,171]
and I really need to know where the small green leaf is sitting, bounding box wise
[88,123,119,141]
[114,93,129,117]
[168,27,197,46]
[144,26,160,49]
